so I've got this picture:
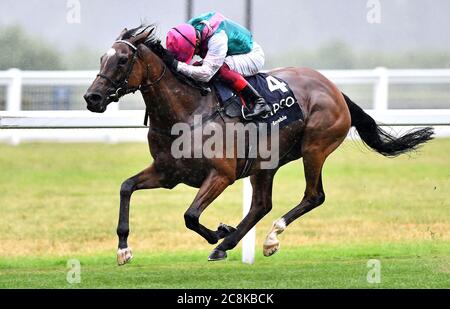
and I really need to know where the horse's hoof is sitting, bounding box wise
[263,242,280,257]
[208,249,227,261]
[263,219,285,257]
[217,223,237,239]
[117,247,133,266]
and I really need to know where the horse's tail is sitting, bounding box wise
[342,93,434,157]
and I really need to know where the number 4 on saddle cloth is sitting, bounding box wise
[213,73,304,129]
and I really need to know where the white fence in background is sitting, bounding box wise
[0,68,450,134]
[1,68,449,144]
[1,68,449,265]
[1,68,449,143]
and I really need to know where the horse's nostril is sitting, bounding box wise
[85,92,104,104]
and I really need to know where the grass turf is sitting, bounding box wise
[0,242,448,288]
[0,137,448,288]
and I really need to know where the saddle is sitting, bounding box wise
[212,73,304,128]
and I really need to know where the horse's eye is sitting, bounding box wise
[118,57,128,66]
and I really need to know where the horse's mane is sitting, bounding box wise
[122,24,210,95]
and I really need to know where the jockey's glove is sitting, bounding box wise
[162,52,178,71]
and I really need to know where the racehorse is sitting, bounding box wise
[84,25,434,265]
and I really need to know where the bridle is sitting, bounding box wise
[97,39,166,102]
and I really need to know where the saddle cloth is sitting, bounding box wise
[212,73,303,129]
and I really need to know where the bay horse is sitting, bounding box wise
[84,25,434,265]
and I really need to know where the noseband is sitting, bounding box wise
[97,40,166,102]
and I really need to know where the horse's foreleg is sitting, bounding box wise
[209,170,276,261]
[184,170,231,245]
[117,164,164,265]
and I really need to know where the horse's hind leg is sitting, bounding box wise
[263,138,344,257]
[209,170,276,261]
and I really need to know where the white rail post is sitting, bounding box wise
[6,68,22,112]
[5,69,23,145]
[105,102,119,144]
[242,177,255,264]
[373,67,389,110]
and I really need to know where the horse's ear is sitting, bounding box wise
[116,28,128,40]
[130,25,156,45]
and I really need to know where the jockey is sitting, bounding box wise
[164,11,271,119]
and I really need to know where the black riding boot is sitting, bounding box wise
[240,84,271,119]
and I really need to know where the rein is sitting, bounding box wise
[141,64,167,90]
[141,64,167,126]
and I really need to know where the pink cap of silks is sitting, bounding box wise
[166,23,197,63]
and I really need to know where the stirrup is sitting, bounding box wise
[245,101,271,119]
[242,105,250,120]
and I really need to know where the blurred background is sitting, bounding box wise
[2,0,450,70]
[0,0,449,134]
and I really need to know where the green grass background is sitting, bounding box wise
[0,138,448,288]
